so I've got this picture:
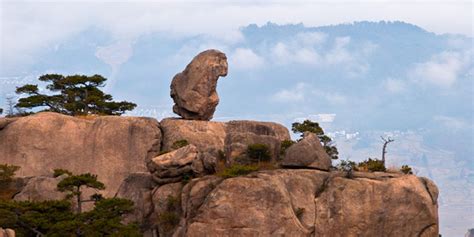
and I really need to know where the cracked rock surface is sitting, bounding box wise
[146,169,438,237]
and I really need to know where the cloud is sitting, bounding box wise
[383,78,406,93]
[230,48,264,70]
[293,114,336,124]
[409,51,467,87]
[271,82,306,102]
[434,115,471,130]
[2,1,471,73]
[269,36,375,77]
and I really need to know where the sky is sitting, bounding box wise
[1,1,473,236]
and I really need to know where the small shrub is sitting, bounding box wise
[0,164,20,183]
[181,173,192,184]
[158,150,170,156]
[171,139,189,150]
[53,168,72,178]
[246,144,271,162]
[158,195,181,232]
[217,164,259,178]
[158,211,180,232]
[337,160,357,178]
[357,158,386,172]
[295,207,305,219]
[280,140,296,156]
[400,165,413,174]
[217,150,226,161]
[166,195,180,211]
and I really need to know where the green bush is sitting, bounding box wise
[218,150,226,161]
[217,164,259,178]
[246,144,271,162]
[158,211,180,232]
[53,168,72,178]
[157,195,181,232]
[280,140,296,156]
[172,139,189,150]
[400,165,413,174]
[0,164,20,184]
[358,158,386,172]
[337,160,358,178]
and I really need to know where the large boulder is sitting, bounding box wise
[160,118,226,155]
[170,49,228,121]
[154,170,438,237]
[149,145,207,185]
[224,120,291,164]
[281,132,332,170]
[314,172,439,237]
[0,112,162,197]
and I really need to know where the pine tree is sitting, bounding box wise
[291,119,339,159]
[15,74,136,116]
[57,172,105,213]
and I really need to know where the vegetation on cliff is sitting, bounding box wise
[0,167,141,236]
[14,74,136,116]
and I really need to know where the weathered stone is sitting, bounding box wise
[160,118,227,159]
[14,175,67,201]
[185,169,329,236]
[170,49,228,120]
[0,177,29,200]
[115,173,154,225]
[281,132,331,170]
[224,132,281,164]
[226,120,291,141]
[314,174,439,237]
[152,182,184,237]
[155,169,439,237]
[0,228,15,237]
[150,145,207,184]
[224,120,291,164]
[0,112,162,197]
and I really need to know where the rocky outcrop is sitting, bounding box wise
[159,119,291,165]
[224,120,291,163]
[13,175,67,201]
[170,49,228,120]
[115,173,154,226]
[0,177,29,200]
[314,172,439,237]
[0,228,15,237]
[160,118,226,156]
[149,145,210,185]
[0,112,162,197]
[281,132,331,170]
[147,170,438,237]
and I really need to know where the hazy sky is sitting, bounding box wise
[1,0,472,70]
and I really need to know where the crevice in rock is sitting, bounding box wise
[182,177,224,236]
[280,166,330,172]
[417,223,436,237]
[314,176,331,198]
[146,121,163,172]
[418,177,437,205]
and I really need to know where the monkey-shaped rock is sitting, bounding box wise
[170,49,228,120]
